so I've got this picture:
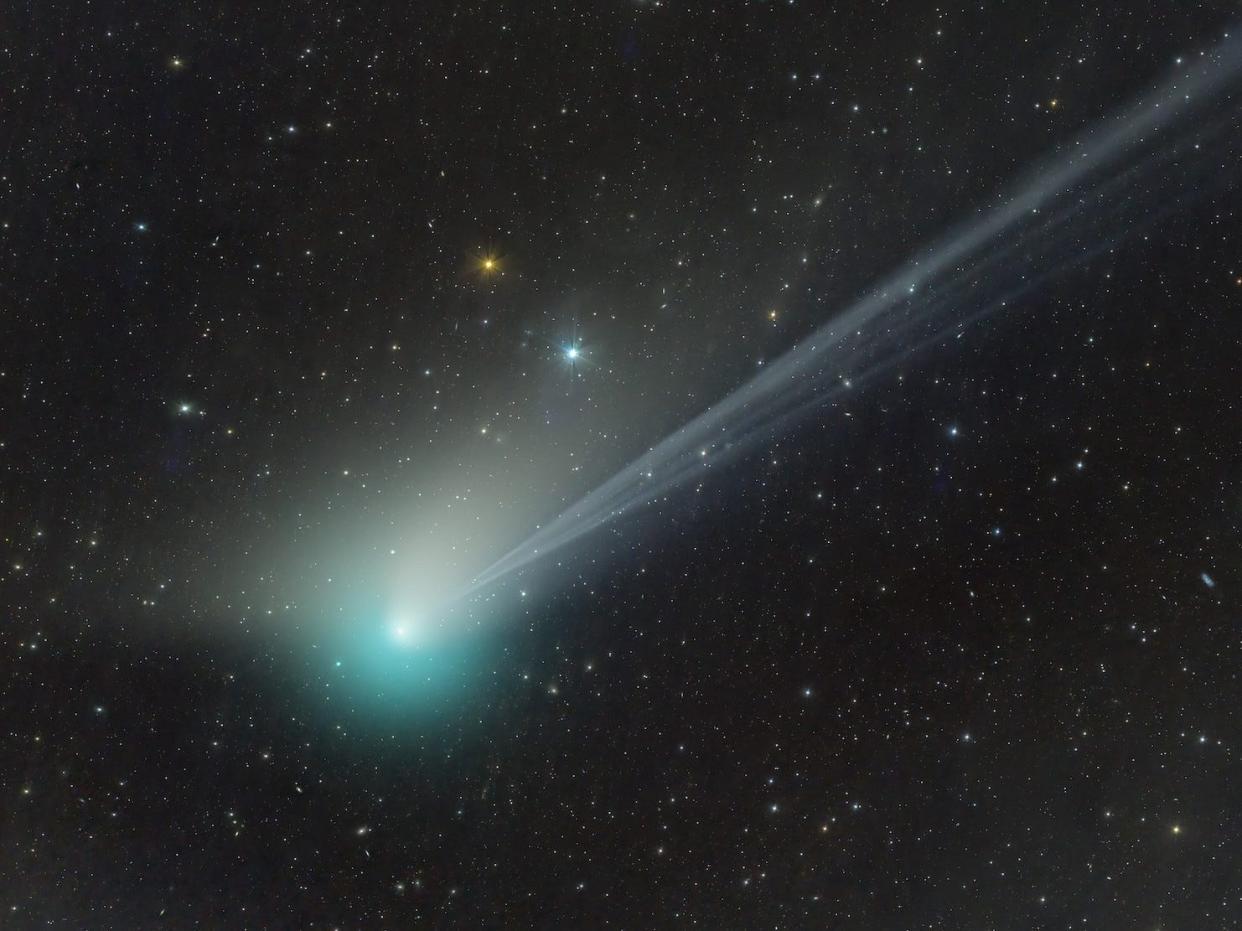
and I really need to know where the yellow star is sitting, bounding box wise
[475,251,502,277]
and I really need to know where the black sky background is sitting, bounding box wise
[3,1,1242,928]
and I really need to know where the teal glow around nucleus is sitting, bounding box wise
[331,623,480,709]
[306,589,510,722]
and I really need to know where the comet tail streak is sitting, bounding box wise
[458,30,1242,602]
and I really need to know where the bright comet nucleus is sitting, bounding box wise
[390,619,418,646]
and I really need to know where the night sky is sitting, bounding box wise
[4,2,1242,928]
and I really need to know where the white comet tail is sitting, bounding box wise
[458,31,1242,602]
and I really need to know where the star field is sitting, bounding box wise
[3,1,1242,928]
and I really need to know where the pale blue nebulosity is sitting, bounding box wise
[317,597,497,720]
[447,28,1242,608]
[295,28,1242,668]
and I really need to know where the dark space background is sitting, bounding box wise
[3,1,1241,928]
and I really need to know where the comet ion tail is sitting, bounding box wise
[449,28,1242,606]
